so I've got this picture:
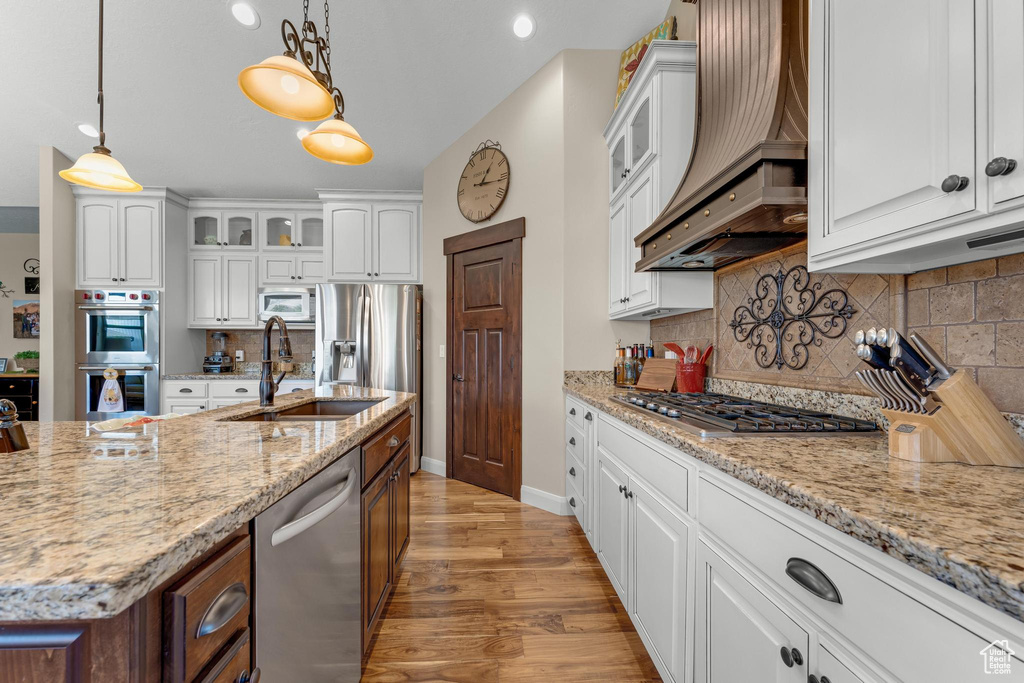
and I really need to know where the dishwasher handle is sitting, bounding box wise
[271,471,356,547]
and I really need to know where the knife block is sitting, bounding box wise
[880,369,1024,467]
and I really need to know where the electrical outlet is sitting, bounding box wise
[439,345,445,358]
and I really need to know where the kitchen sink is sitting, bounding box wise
[227,399,384,422]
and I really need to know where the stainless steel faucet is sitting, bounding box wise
[260,315,293,407]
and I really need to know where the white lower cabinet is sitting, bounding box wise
[161,378,312,413]
[568,394,1024,683]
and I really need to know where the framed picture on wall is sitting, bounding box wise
[24,278,39,294]
[0,359,9,373]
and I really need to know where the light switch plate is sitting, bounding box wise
[439,345,445,358]
[235,349,245,362]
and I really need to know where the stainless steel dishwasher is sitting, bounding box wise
[254,447,361,681]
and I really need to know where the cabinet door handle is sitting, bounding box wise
[196,582,248,638]
[585,411,593,421]
[235,388,249,393]
[569,437,575,446]
[297,276,302,279]
[940,174,970,192]
[453,373,464,382]
[387,435,400,447]
[618,484,626,494]
[238,668,261,683]
[780,647,793,668]
[569,466,576,477]
[569,408,576,416]
[291,276,296,280]
[290,242,295,247]
[179,388,193,394]
[374,272,379,276]
[625,489,633,499]
[297,243,302,247]
[112,278,117,282]
[785,557,842,604]
[367,273,371,277]
[986,157,1017,177]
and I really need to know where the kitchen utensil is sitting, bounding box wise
[888,345,930,395]
[873,327,889,348]
[676,362,707,393]
[909,333,953,381]
[684,345,699,364]
[881,370,919,413]
[887,329,933,379]
[862,370,895,409]
[865,328,878,345]
[856,343,888,370]
[854,329,866,346]
[664,343,686,358]
[698,345,714,365]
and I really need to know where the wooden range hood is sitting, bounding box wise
[635,0,809,272]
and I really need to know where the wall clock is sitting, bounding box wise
[457,141,510,223]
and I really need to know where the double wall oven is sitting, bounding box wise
[75,290,160,420]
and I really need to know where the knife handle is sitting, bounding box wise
[889,330,931,376]
[891,357,929,396]
[890,342,931,384]
[857,344,888,370]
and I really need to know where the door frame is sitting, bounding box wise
[443,217,524,500]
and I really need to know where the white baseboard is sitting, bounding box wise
[520,485,572,516]
[419,457,446,476]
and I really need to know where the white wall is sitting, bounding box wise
[38,147,77,421]
[0,233,40,361]
[423,50,647,501]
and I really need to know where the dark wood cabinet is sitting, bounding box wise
[0,376,39,421]
[360,412,413,655]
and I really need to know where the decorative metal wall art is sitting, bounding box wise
[23,259,39,275]
[729,266,855,370]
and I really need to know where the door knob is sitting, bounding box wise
[453,373,464,382]
[941,174,970,192]
[986,157,1018,177]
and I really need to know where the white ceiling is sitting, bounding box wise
[0,0,670,205]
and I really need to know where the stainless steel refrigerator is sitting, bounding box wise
[316,284,423,472]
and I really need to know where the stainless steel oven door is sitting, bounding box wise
[76,365,160,421]
[76,305,160,365]
[258,287,315,324]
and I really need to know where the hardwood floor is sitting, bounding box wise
[362,472,661,682]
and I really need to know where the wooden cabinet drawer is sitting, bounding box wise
[362,411,411,487]
[195,627,252,683]
[164,536,251,683]
[0,378,37,395]
[209,381,259,399]
[164,381,209,399]
[596,414,689,514]
[565,419,585,460]
[699,477,1020,681]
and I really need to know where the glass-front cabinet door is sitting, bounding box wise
[223,212,256,249]
[261,212,297,249]
[610,129,627,200]
[191,211,221,249]
[296,212,324,250]
[629,86,654,174]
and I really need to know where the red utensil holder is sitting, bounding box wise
[676,362,706,393]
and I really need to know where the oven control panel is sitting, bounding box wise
[79,290,159,303]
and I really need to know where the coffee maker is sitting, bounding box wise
[203,332,235,373]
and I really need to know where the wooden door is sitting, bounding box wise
[361,465,393,648]
[327,204,372,281]
[119,199,161,286]
[608,198,628,315]
[78,199,118,287]
[988,0,1024,209]
[818,0,976,250]
[630,477,690,683]
[222,256,257,326]
[390,444,411,577]
[595,449,630,604]
[188,256,221,327]
[696,541,809,683]
[626,164,654,310]
[446,219,523,498]
[374,205,419,282]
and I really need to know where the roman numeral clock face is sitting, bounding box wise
[457,146,510,223]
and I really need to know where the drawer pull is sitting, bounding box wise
[569,437,576,446]
[235,388,249,393]
[569,497,576,508]
[569,467,576,477]
[569,407,576,416]
[291,388,302,392]
[196,582,248,638]
[585,411,592,421]
[179,388,193,394]
[785,557,842,604]
[387,435,400,447]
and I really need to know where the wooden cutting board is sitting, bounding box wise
[635,358,677,392]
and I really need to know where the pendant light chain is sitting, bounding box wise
[96,0,106,149]
[323,0,331,70]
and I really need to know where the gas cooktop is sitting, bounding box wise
[611,391,878,438]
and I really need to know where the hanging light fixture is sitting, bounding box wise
[238,0,373,164]
[61,0,141,192]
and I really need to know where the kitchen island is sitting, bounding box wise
[0,385,415,681]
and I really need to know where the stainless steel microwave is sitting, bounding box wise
[258,287,316,325]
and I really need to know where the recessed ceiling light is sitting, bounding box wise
[512,13,535,40]
[296,128,310,140]
[77,123,100,138]
[230,1,260,29]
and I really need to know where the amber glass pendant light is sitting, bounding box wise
[239,0,373,164]
[61,0,141,192]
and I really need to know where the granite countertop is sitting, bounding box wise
[0,385,415,621]
[162,371,316,380]
[565,382,1024,622]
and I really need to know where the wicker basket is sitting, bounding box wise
[16,357,39,372]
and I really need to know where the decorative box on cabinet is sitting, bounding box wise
[75,188,183,288]
[604,41,711,320]
[320,190,422,284]
[809,0,1024,273]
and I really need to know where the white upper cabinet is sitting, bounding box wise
[188,256,221,326]
[190,255,256,327]
[222,256,257,326]
[76,193,165,288]
[604,41,712,320]
[189,210,256,250]
[809,0,1024,272]
[322,194,421,283]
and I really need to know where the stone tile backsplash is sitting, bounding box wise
[206,329,315,364]
[649,244,1024,414]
